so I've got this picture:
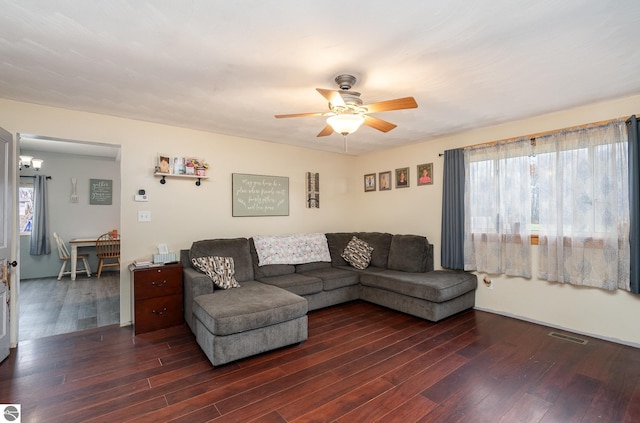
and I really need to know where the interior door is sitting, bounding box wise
[0,127,14,362]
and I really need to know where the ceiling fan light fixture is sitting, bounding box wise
[327,114,364,135]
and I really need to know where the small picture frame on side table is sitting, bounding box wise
[364,173,376,192]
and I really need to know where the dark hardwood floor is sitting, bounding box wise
[1,301,639,422]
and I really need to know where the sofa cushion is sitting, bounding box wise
[190,238,254,282]
[295,261,331,273]
[193,281,308,336]
[249,238,296,279]
[387,234,430,273]
[325,232,357,267]
[298,266,360,291]
[342,236,374,270]
[359,270,478,303]
[357,232,393,268]
[257,273,323,296]
[191,256,241,289]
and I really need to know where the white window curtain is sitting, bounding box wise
[464,139,532,277]
[536,121,630,290]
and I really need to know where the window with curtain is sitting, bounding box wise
[464,120,630,291]
[464,139,533,277]
[19,181,34,234]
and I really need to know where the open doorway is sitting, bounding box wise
[17,134,121,341]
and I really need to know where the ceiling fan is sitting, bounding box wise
[275,74,418,139]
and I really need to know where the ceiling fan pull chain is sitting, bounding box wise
[343,134,348,153]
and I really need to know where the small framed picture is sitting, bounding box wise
[173,157,186,175]
[417,163,433,185]
[379,171,392,191]
[364,173,376,192]
[395,167,410,188]
[157,154,171,174]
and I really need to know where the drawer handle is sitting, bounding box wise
[152,280,168,287]
[152,307,168,315]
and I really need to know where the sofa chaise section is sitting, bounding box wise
[192,281,307,366]
[182,237,308,366]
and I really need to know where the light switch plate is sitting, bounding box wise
[138,210,151,222]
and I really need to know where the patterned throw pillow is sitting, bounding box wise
[341,236,374,270]
[191,256,241,289]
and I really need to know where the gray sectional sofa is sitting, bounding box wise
[180,232,477,366]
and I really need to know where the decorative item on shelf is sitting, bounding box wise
[185,161,195,175]
[173,157,186,174]
[157,154,171,174]
[188,158,209,176]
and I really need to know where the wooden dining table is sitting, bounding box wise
[69,237,99,281]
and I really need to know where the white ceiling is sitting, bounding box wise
[2,1,640,156]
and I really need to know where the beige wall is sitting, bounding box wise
[354,94,640,347]
[0,98,356,337]
[2,94,640,347]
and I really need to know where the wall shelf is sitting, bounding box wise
[154,172,209,186]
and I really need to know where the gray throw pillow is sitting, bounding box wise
[341,236,374,270]
[191,256,241,289]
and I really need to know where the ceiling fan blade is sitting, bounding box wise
[362,97,418,113]
[316,88,346,108]
[317,125,334,137]
[364,115,397,133]
[274,112,325,118]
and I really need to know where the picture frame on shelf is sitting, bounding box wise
[172,157,186,175]
[157,154,171,174]
[364,173,376,192]
[417,163,433,185]
[379,171,391,191]
[395,167,410,188]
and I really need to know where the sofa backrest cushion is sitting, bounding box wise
[295,261,331,273]
[189,238,255,282]
[357,232,393,268]
[249,238,296,279]
[325,232,357,267]
[387,234,430,273]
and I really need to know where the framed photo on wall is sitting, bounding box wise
[417,163,433,185]
[395,167,409,188]
[364,173,376,192]
[379,171,391,191]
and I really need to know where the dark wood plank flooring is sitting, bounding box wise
[1,301,639,422]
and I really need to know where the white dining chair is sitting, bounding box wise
[53,232,91,280]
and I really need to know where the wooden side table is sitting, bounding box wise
[132,263,183,335]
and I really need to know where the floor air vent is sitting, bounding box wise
[548,331,588,345]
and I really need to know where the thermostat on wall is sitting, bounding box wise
[134,194,148,202]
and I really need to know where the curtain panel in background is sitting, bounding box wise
[627,115,640,294]
[441,149,465,270]
[29,174,50,255]
[464,139,532,277]
[536,120,629,290]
